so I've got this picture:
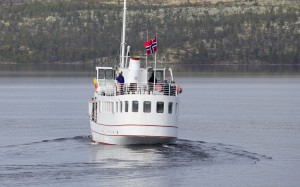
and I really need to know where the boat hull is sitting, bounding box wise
[89,93,179,145]
[90,120,177,145]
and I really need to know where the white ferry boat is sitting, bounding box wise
[88,0,182,145]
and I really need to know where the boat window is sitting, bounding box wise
[155,71,163,82]
[116,102,118,113]
[168,102,173,114]
[132,101,139,112]
[120,101,123,113]
[98,69,105,79]
[148,70,164,83]
[157,102,164,113]
[97,69,114,79]
[143,101,151,113]
[175,103,178,114]
[105,69,114,79]
[111,102,114,114]
[125,101,128,112]
[94,102,97,121]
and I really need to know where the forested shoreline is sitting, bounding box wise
[0,0,299,65]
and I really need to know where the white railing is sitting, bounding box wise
[97,82,178,96]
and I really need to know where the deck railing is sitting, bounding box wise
[97,82,178,96]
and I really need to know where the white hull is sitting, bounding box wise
[90,120,177,145]
[89,93,179,145]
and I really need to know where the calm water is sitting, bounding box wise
[0,76,299,187]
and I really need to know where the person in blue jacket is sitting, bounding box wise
[116,72,124,95]
[116,71,124,84]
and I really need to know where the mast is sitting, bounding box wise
[120,0,127,68]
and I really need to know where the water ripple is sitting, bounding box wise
[0,136,272,186]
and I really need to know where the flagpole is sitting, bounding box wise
[146,29,148,68]
[154,34,157,92]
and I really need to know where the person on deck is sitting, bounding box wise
[116,72,124,95]
[163,80,169,95]
[148,72,157,92]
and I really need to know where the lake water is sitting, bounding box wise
[0,75,299,187]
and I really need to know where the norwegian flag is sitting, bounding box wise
[144,36,157,55]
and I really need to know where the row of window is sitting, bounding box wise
[99,101,178,114]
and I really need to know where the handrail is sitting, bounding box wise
[96,82,178,96]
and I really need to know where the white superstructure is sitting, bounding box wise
[88,0,182,145]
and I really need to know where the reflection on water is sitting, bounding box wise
[89,137,270,170]
[90,143,163,169]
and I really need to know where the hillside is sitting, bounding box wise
[0,0,299,65]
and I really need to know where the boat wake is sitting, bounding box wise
[0,136,271,168]
[173,139,272,164]
[0,136,272,186]
[0,135,91,149]
[118,139,272,168]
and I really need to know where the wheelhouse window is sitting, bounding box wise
[105,69,114,79]
[125,101,128,112]
[157,102,164,113]
[168,102,173,114]
[98,69,105,79]
[155,70,163,82]
[98,69,114,80]
[132,101,139,112]
[143,101,151,113]
[148,70,164,83]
